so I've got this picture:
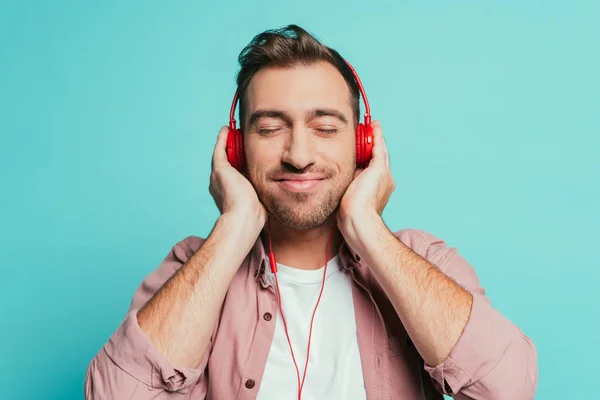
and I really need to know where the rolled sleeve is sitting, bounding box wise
[103,309,206,392]
[424,295,537,399]
[410,230,538,399]
[85,236,210,399]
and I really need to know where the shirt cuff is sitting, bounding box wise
[103,309,206,393]
[424,294,515,395]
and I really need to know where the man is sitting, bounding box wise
[85,25,538,399]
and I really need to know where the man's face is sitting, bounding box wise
[243,61,356,230]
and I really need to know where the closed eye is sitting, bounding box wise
[257,128,280,135]
[316,128,338,134]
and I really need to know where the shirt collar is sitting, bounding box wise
[250,233,362,286]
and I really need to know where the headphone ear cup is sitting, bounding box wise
[363,122,374,167]
[236,129,245,171]
[356,123,365,168]
[355,123,374,168]
[226,128,245,172]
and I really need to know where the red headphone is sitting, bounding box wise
[226,60,373,171]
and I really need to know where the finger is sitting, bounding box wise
[212,126,230,169]
[370,120,387,166]
[376,121,390,168]
[383,136,390,169]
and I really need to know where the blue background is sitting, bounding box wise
[1,1,598,399]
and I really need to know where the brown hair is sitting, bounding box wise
[236,24,360,130]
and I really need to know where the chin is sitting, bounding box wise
[276,214,332,231]
[265,195,340,231]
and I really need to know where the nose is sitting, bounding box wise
[280,127,316,170]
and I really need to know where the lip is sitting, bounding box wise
[275,178,325,192]
[274,174,327,181]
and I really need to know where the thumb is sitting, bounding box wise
[212,125,231,170]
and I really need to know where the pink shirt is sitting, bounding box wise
[85,228,538,399]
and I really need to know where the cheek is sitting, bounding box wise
[245,141,279,179]
[325,140,356,170]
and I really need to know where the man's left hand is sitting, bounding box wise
[337,120,395,237]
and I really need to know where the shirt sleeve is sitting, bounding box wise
[85,236,210,400]
[414,230,538,400]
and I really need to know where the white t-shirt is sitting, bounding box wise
[257,254,367,400]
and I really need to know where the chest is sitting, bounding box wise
[259,271,366,399]
[203,265,441,400]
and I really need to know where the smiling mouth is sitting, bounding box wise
[275,178,325,192]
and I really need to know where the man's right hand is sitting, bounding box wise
[129,127,267,376]
[209,126,267,231]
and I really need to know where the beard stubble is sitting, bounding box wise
[250,164,355,230]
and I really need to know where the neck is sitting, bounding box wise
[262,215,343,271]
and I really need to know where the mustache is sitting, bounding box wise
[266,164,335,179]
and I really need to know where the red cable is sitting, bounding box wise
[274,273,302,395]
[299,232,332,395]
[267,219,334,400]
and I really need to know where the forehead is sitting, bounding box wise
[245,61,353,115]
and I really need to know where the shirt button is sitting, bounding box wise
[245,379,255,389]
[263,312,272,321]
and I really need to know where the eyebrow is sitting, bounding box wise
[247,110,292,128]
[307,108,348,125]
[247,108,348,128]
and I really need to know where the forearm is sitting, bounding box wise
[344,214,472,366]
[137,212,262,369]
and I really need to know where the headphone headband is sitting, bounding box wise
[229,59,371,131]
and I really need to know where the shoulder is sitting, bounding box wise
[390,227,447,252]
[173,235,207,262]
[127,235,207,310]
[389,228,459,270]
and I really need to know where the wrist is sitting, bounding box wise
[339,211,388,253]
[219,211,264,242]
[195,214,262,274]
[340,209,381,236]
